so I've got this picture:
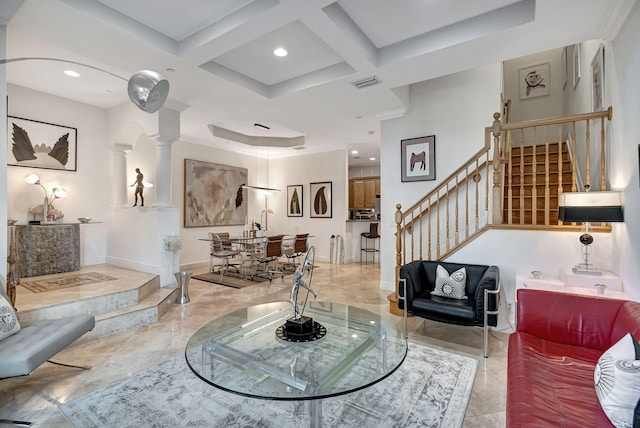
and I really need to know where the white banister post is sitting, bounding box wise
[112,143,133,207]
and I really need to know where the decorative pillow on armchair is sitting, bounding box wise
[431,265,467,300]
[594,332,640,428]
[0,293,21,341]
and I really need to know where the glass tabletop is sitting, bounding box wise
[185,301,407,401]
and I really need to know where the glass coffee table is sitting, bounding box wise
[185,301,407,427]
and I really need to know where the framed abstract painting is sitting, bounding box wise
[7,116,77,171]
[184,159,248,227]
[287,184,303,217]
[310,181,332,218]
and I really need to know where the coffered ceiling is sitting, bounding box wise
[1,0,635,165]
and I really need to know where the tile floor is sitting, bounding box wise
[1,262,510,427]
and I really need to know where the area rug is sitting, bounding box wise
[193,264,297,289]
[59,343,477,427]
[20,272,118,293]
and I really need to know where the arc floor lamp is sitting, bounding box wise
[0,57,170,113]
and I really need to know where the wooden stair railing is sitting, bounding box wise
[499,107,613,226]
[504,141,572,225]
[390,106,614,314]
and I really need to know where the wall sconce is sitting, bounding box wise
[25,173,49,221]
[558,188,624,275]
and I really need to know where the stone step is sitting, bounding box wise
[17,273,178,343]
[78,286,178,344]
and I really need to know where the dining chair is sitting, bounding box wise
[251,234,285,282]
[282,233,309,271]
[209,232,241,278]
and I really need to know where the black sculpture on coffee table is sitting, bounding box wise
[276,246,326,342]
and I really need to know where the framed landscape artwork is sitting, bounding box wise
[184,159,248,227]
[310,181,332,218]
[7,116,77,171]
[401,135,435,182]
[287,185,303,217]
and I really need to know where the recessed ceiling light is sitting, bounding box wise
[351,150,358,155]
[273,48,288,57]
[369,157,376,161]
[64,70,80,77]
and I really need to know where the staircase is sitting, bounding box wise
[504,141,572,225]
[391,106,614,310]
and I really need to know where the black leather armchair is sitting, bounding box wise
[398,260,500,357]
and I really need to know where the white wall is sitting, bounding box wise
[6,84,110,266]
[562,42,602,117]
[609,1,640,301]
[503,48,564,122]
[269,150,349,263]
[379,63,503,290]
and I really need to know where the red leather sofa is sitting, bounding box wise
[507,289,640,427]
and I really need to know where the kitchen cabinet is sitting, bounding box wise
[349,177,380,210]
[348,180,354,210]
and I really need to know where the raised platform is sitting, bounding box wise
[14,264,178,344]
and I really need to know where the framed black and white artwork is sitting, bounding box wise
[287,184,303,217]
[519,62,550,99]
[7,116,77,171]
[401,135,435,182]
[310,181,332,218]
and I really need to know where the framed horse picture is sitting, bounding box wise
[401,135,435,182]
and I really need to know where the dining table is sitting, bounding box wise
[199,233,313,278]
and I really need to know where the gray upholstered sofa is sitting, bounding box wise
[0,290,95,379]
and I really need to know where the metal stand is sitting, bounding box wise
[483,281,501,358]
[399,278,408,339]
[175,271,192,304]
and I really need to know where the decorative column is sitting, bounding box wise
[154,138,173,207]
[153,103,187,208]
[112,143,133,207]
